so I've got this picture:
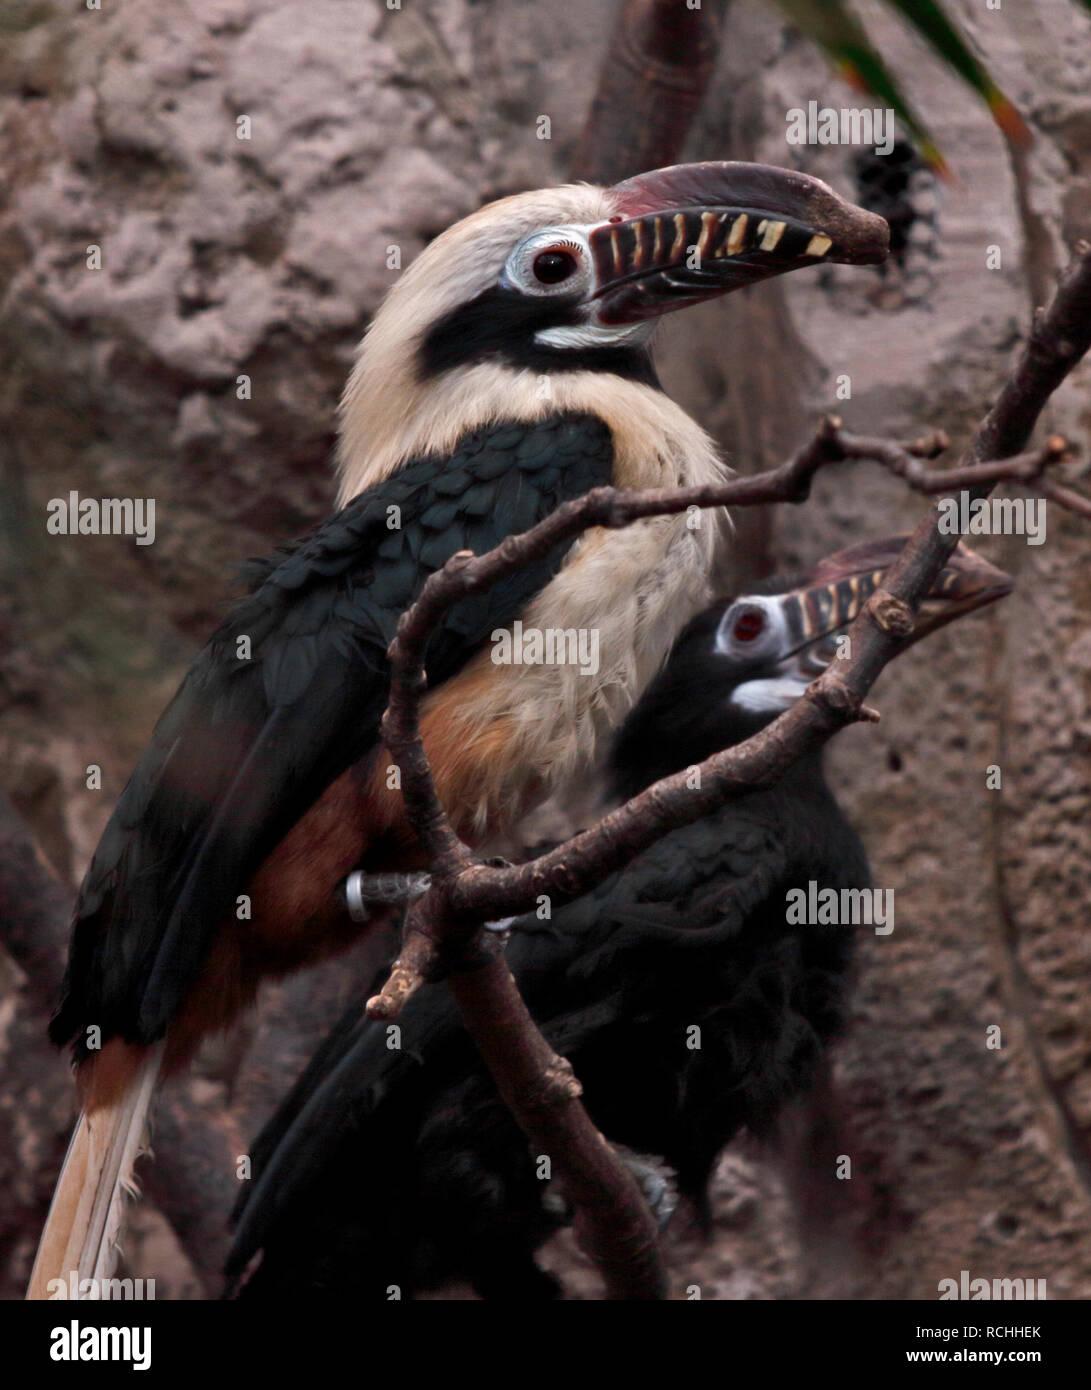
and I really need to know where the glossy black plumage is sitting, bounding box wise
[226,609,868,1300]
[50,413,614,1054]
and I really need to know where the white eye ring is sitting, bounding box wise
[714,596,783,658]
[504,229,593,298]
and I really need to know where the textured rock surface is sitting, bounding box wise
[1,0,1090,1299]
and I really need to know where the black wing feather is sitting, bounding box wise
[51,413,614,1051]
[227,787,867,1296]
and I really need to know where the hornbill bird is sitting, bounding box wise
[225,536,1012,1301]
[29,162,887,1298]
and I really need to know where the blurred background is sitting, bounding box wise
[1,0,1090,1299]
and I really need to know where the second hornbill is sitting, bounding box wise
[30,163,887,1296]
[225,536,1012,1300]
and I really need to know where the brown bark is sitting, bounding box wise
[570,0,730,184]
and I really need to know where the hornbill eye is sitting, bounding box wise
[532,249,579,284]
[505,229,593,298]
[733,608,766,643]
[713,597,779,660]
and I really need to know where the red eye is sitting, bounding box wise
[733,608,765,643]
[532,249,579,284]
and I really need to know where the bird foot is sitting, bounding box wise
[541,1147,678,1232]
[614,1147,679,1232]
[477,857,518,932]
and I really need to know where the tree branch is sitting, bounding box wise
[7,240,1089,1300]
[446,957,668,1299]
[570,0,729,185]
[363,242,1091,1299]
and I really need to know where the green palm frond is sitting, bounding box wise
[772,0,948,172]
[769,0,1034,174]
[882,0,1029,142]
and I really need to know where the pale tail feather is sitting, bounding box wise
[27,1040,164,1299]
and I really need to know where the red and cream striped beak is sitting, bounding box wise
[589,161,890,324]
[776,536,1013,682]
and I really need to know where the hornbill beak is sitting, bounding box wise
[774,536,1014,684]
[589,162,890,324]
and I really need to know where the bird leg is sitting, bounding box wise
[343,870,431,921]
[343,861,518,933]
